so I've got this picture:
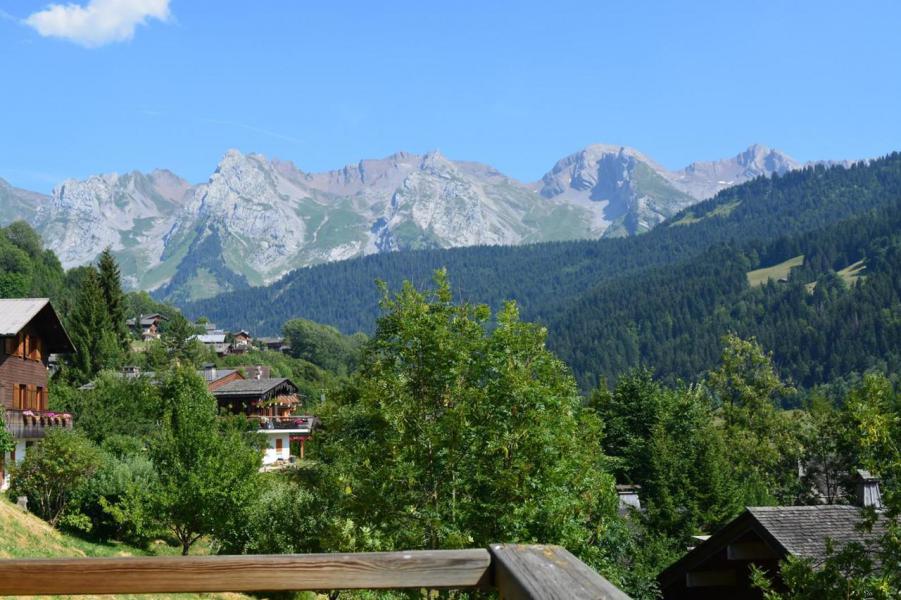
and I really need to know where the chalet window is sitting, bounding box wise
[13,384,26,410]
[28,336,43,361]
[36,386,45,411]
[3,336,15,355]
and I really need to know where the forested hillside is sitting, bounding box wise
[182,154,901,388]
[546,203,901,389]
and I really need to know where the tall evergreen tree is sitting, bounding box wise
[97,248,129,350]
[67,268,121,383]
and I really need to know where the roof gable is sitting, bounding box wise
[212,377,298,398]
[0,298,74,353]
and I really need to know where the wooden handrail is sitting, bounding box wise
[491,544,632,600]
[0,546,630,598]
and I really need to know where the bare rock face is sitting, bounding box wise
[2,143,808,302]
[0,178,47,225]
[673,144,800,199]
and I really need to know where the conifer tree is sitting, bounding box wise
[67,268,121,383]
[97,248,129,350]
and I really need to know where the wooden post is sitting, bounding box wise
[490,544,632,600]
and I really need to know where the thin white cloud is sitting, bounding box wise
[203,118,304,145]
[24,0,170,47]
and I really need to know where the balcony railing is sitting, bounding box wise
[251,415,315,432]
[3,409,73,439]
[0,544,631,599]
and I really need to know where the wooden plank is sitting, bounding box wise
[490,544,631,600]
[0,550,492,596]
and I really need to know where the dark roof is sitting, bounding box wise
[659,505,888,589]
[748,506,886,560]
[0,298,74,353]
[212,377,296,397]
[199,368,238,382]
[127,314,167,326]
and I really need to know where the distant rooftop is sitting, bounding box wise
[213,377,296,398]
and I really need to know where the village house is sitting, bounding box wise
[230,330,252,353]
[658,475,886,599]
[191,329,229,355]
[211,376,315,465]
[0,299,75,490]
[126,313,168,341]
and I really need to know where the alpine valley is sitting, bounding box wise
[0,143,803,302]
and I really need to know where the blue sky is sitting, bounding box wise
[1,1,900,191]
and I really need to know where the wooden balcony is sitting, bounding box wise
[251,415,315,432]
[0,544,631,599]
[3,409,73,440]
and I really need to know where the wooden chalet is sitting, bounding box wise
[0,299,75,489]
[658,503,888,599]
[211,377,315,464]
[230,330,252,353]
[126,313,168,340]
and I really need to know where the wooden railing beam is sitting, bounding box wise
[0,550,492,595]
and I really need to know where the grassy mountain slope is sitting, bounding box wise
[0,497,244,600]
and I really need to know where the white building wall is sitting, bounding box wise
[1,439,30,491]
[262,433,291,465]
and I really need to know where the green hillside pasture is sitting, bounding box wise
[746,255,805,287]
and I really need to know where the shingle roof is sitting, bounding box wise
[195,333,227,343]
[748,505,886,561]
[212,377,294,397]
[199,368,237,382]
[0,298,74,352]
[0,298,51,335]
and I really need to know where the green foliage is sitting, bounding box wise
[161,312,205,366]
[67,373,164,444]
[149,367,263,554]
[65,452,159,544]
[97,247,130,350]
[313,271,627,584]
[0,220,66,300]
[65,267,123,383]
[0,407,15,455]
[8,429,103,526]
[219,475,321,554]
[592,369,743,542]
[707,335,803,505]
[282,317,365,375]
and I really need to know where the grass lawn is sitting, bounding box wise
[746,255,805,287]
[0,497,248,600]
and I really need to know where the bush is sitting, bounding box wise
[9,429,102,526]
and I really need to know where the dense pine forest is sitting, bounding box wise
[182,154,901,389]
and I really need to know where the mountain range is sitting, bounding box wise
[0,143,803,302]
